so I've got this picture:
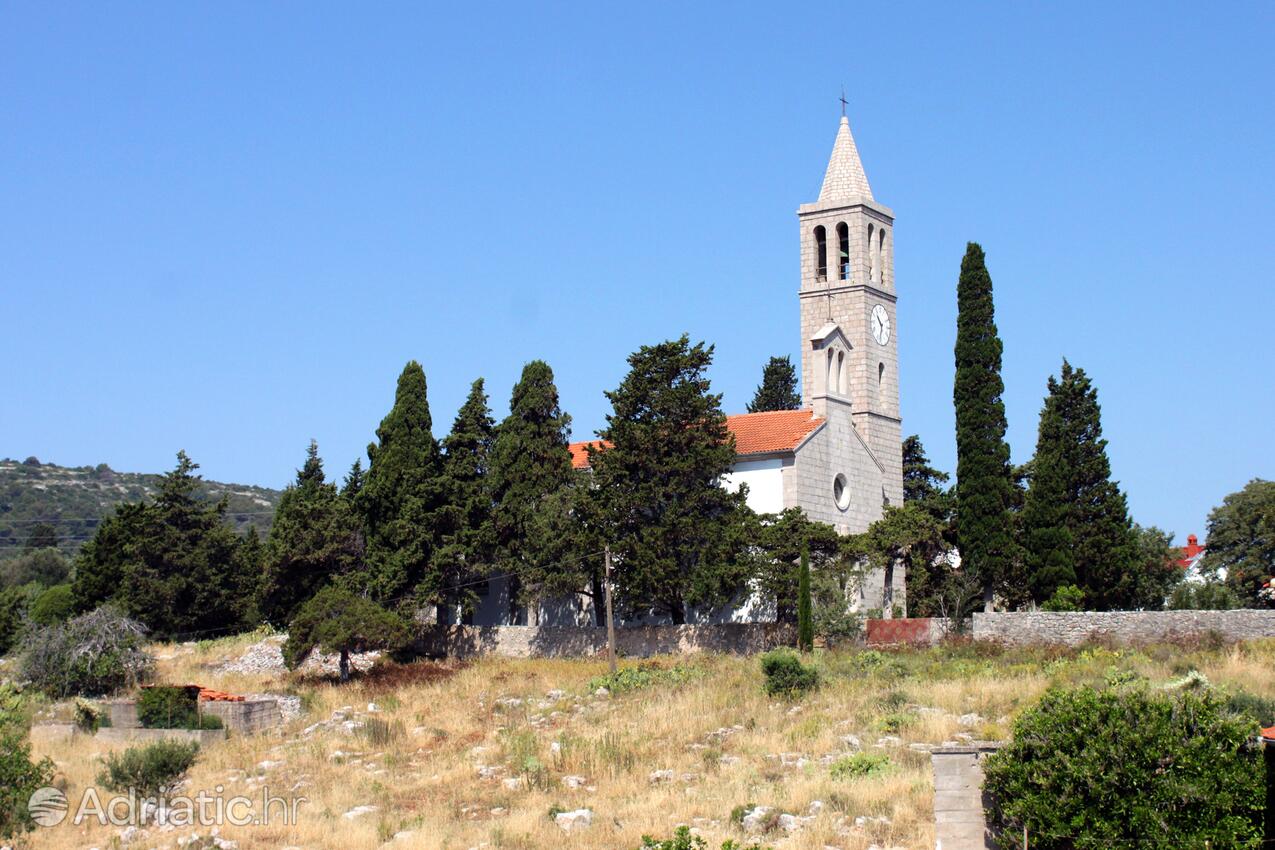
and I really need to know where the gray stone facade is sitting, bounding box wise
[972,609,1275,646]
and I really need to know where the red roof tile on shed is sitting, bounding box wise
[568,410,823,470]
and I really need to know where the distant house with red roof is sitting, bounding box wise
[1177,534,1209,583]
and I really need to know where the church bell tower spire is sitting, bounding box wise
[797,111,903,508]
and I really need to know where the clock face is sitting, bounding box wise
[871,304,891,345]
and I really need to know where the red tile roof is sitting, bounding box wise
[569,409,824,470]
[141,683,245,702]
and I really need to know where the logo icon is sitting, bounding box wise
[28,786,68,827]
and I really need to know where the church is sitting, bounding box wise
[476,114,904,625]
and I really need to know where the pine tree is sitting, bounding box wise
[952,243,1016,610]
[746,355,802,413]
[434,379,497,620]
[259,441,363,626]
[71,451,258,637]
[358,362,447,605]
[590,336,752,623]
[796,545,813,652]
[488,361,578,621]
[1021,360,1140,609]
[341,459,365,500]
[902,435,950,504]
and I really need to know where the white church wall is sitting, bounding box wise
[723,457,786,515]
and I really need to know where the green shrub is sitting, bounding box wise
[638,825,769,849]
[74,699,103,733]
[1041,584,1084,612]
[983,684,1263,848]
[0,727,55,840]
[97,740,200,798]
[198,713,223,730]
[19,606,152,697]
[1225,689,1275,727]
[588,662,700,695]
[829,752,892,779]
[138,686,201,729]
[28,583,75,625]
[1169,581,1242,610]
[759,649,818,697]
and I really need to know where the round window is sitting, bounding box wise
[833,473,851,511]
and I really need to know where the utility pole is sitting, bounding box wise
[604,545,617,673]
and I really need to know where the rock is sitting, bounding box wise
[255,760,284,772]
[554,808,593,832]
[779,813,813,833]
[367,702,381,713]
[808,800,825,816]
[957,713,983,727]
[840,734,862,749]
[550,741,562,756]
[546,689,567,700]
[594,687,610,698]
[875,736,903,748]
[561,775,587,789]
[718,755,741,766]
[118,826,146,845]
[476,765,501,779]
[741,806,773,834]
[649,769,675,784]
[908,743,931,752]
[343,805,379,820]
[501,777,525,791]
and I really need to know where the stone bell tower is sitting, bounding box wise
[797,114,903,508]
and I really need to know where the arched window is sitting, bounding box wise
[826,348,836,395]
[878,362,884,386]
[837,350,847,395]
[814,226,827,281]
[878,228,888,286]
[836,222,850,281]
[867,223,878,285]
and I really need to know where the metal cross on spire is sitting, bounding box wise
[839,86,848,117]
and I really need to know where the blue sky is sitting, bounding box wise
[2,3,1272,542]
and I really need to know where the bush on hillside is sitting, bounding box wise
[983,684,1263,847]
[29,583,75,625]
[759,649,818,697]
[97,740,200,798]
[0,727,55,839]
[20,605,153,697]
[283,586,410,682]
[138,686,201,730]
[0,587,28,656]
[638,825,769,850]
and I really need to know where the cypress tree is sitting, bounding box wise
[259,441,362,626]
[358,362,447,605]
[1021,360,1139,609]
[952,243,1016,610]
[434,379,497,620]
[590,336,752,623]
[488,361,576,621]
[796,545,813,652]
[746,355,802,413]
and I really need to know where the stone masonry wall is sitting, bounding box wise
[973,610,1275,646]
[417,623,794,660]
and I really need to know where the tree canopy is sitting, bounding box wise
[746,355,802,413]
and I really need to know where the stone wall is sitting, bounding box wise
[972,610,1275,647]
[201,699,281,733]
[417,623,794,659]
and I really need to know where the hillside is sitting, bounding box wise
[0,457,281,556]
[17,636,1275,850]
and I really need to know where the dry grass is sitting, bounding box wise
[19,635,1275,850]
